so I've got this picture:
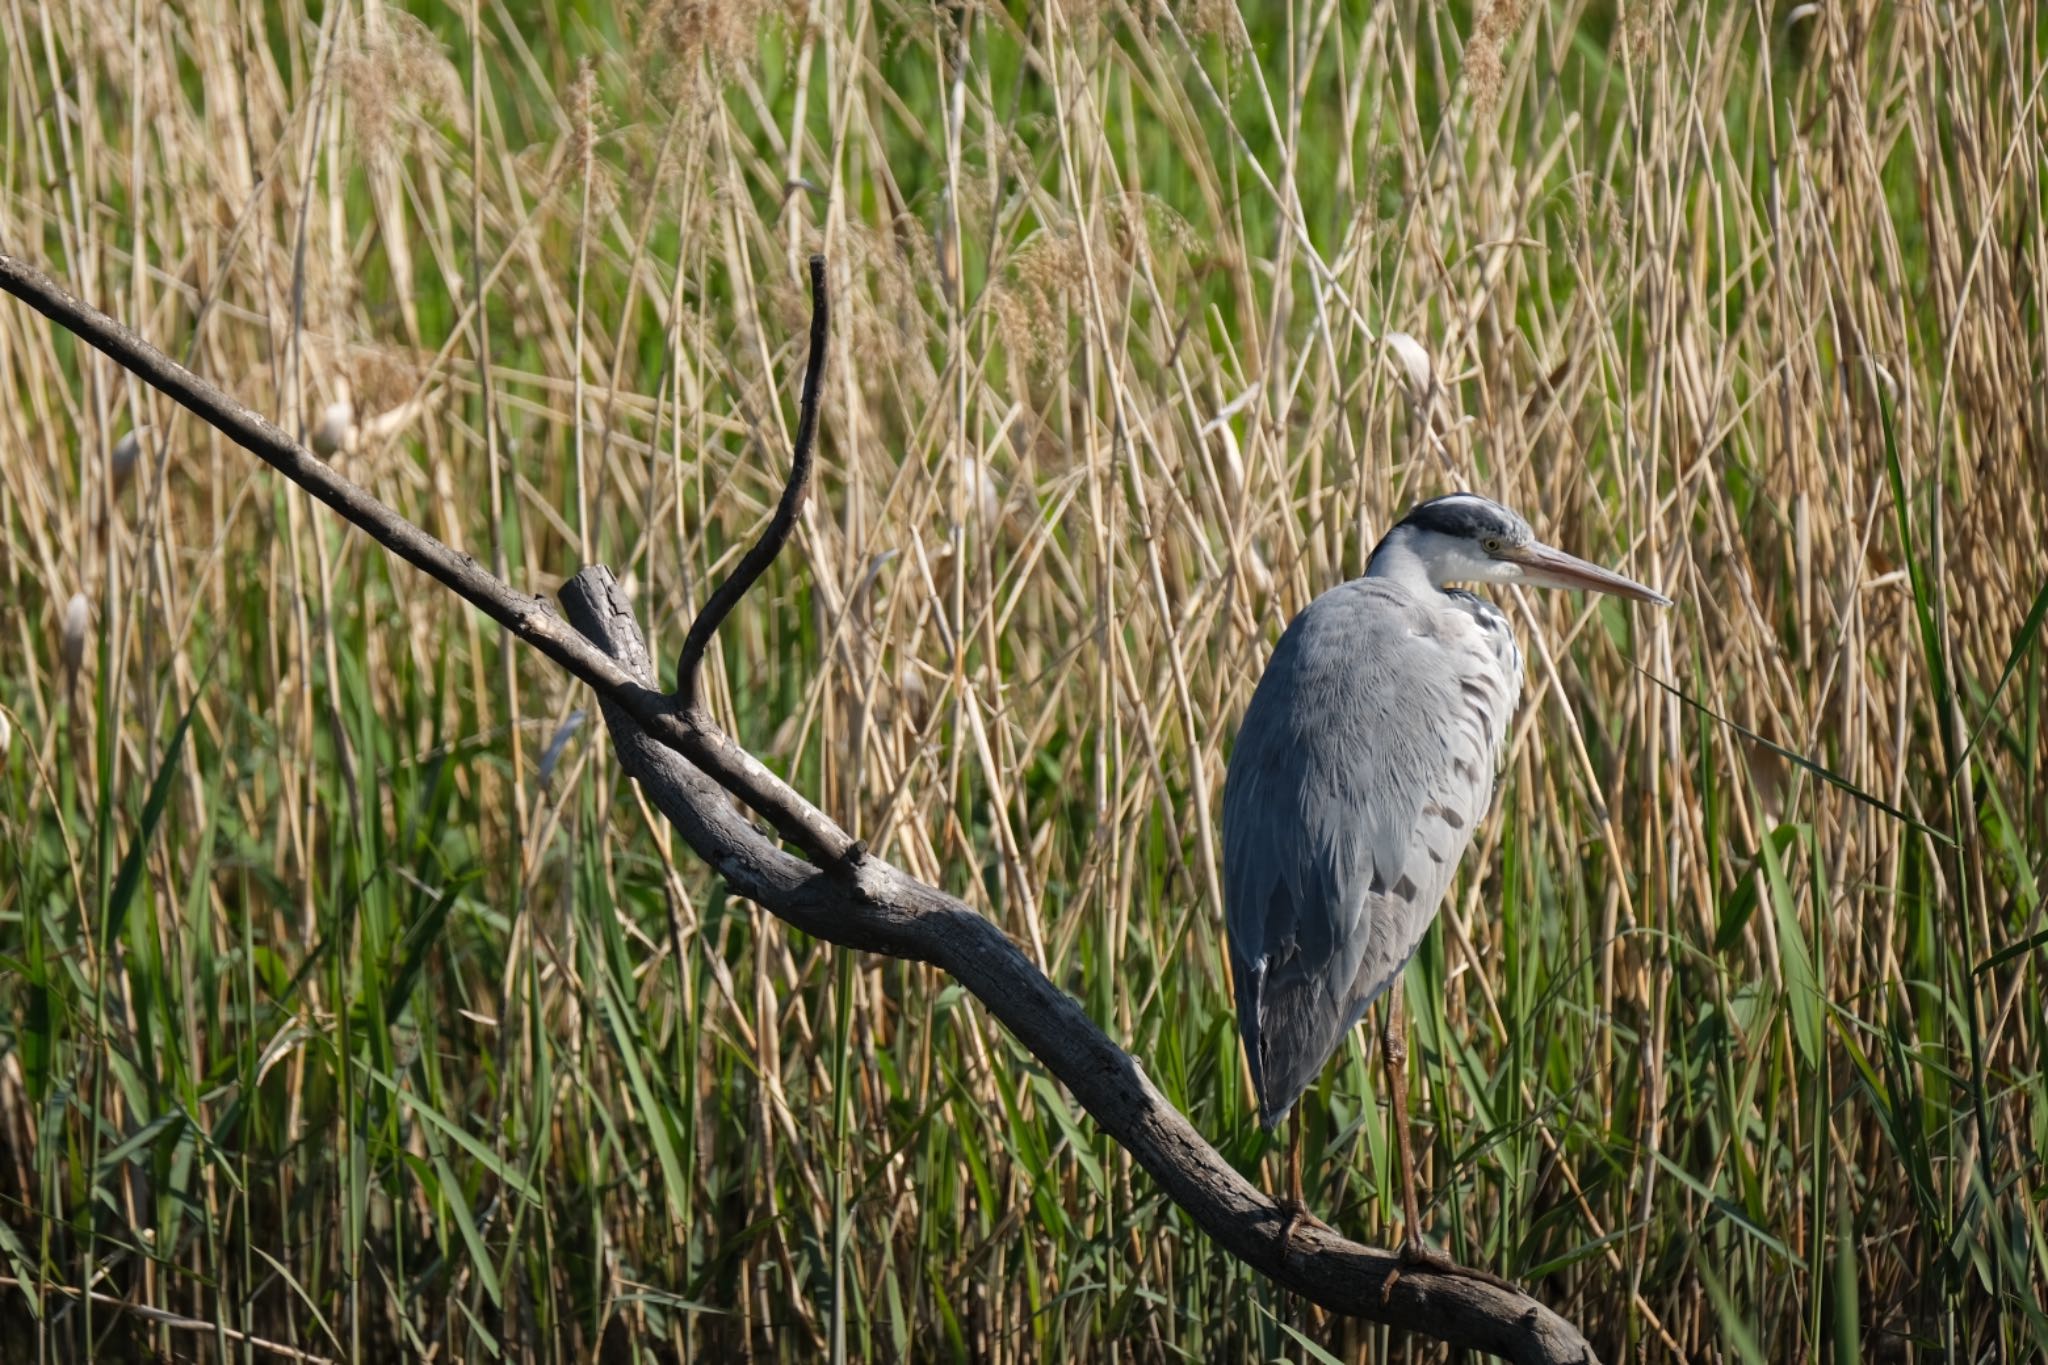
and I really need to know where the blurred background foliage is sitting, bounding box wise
[1,0,2044,1360]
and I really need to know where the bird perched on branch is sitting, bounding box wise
[1221,492,1670,1263]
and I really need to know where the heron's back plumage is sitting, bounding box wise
[1221,578,1520,1128]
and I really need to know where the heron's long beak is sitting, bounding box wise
[1509,541,1673,606]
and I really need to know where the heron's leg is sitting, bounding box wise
[1288,1108,1305,1210]
[1379,999,1427,1250]
[1374,1001,1522,1295]
[1276,1108,1310,1258]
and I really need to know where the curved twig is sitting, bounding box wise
[0,250,1598,1364]
[676,253,831,719]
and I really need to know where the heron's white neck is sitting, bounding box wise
[1366,524,1466,595]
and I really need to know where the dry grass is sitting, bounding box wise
[1,0,2044,1361]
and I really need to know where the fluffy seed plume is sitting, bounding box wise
[1467,0,1530,114]
[60,592,90,681]
[955,456,1003,529]
[312,384,357,458]
[1383,331,1435,400]
[111,429,142,490]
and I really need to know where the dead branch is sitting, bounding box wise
[0,250,855,868]
[0,248,1599,1365]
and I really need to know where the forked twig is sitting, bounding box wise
[0,250,1598,1365]
[0,249,857,871]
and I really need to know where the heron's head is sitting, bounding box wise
[1367,492,1673,606]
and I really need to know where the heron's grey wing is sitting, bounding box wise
[1221,580,1512,1127]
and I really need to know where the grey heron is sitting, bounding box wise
[1221,492,1670,1259]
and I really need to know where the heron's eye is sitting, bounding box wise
[1481,535,1504,554]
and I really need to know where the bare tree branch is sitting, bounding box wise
[0,249,854,868]
[0,249,1599,1364]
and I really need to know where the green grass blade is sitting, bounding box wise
[1638,670,1953,845]
[1947,573,2048,779]
[359,1066,540,1207]
[101,694,199,956]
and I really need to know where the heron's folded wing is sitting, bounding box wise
[1222,580,1506,1124]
